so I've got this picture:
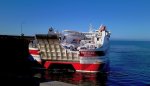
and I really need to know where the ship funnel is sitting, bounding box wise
[99,25,106,32]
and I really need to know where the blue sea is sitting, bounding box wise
[43,40,150,86]
[107,40,150,86]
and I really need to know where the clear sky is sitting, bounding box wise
[0,0,150,40]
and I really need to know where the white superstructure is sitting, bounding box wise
[60,25,111,52]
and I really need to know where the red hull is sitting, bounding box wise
[44,61,105,72]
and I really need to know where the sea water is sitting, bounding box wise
[107,40,150,86]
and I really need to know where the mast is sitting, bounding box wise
[21,22,24,36]
[89,24,93,33]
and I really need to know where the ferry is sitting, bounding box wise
[29,25,111,73]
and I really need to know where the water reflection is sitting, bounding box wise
[42,71,108,86]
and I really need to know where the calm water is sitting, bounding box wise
[107,40,150,86]
[42,40,150,86]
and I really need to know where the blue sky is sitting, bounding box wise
[0,0,150,40]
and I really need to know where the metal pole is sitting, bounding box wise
[21,22,24,36]
[21,23,22,34]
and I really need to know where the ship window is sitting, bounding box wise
[97,38,99,41]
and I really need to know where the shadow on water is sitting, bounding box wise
[41,70,108,86]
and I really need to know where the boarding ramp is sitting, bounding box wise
[35,34,79,62]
